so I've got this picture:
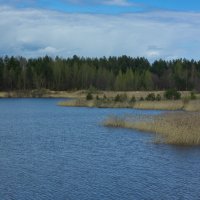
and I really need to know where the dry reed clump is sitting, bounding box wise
[104,116,126,127]
[104,112,200,145]
[184,100,200,112]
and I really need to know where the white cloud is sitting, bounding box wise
[102,0,133,6]
[61,0,134,6]
[0,6,200,60]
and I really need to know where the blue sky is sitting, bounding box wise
[3,0,200,13]
[0,0,200,60]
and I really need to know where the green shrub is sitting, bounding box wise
[114,94,121,102]
[114,93,128,102]
[190,91,196,100]
[86,92,93,100]
[156,94,161,101]
[164,89,181,100]
[145,93,156,101]
[140,97,144,101]
[96,95,100,100]
[130,95,136,103]
[88,85,97,93]
[31,88,48,98]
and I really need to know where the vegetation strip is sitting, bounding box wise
[103,112,200,146]
[58,90,200,111]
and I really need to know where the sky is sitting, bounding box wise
[0,0,200,60]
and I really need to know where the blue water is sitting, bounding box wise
[0,98,200,200]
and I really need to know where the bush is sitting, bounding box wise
[86,92,93,100]
[130,95,136,103]
[88,85,97,93]
[31,88,48,98]
[114,93,128,102]
[140,97,144,101]
[114,94,120,102]
[164,89,181,100]
[156,94,161,101]
[190,91,196,100]
[96,95,100,100]
[145,93,156,101]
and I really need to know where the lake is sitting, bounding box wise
[0,98,200,200]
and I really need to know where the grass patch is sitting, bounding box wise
[59,98,200,111]
[104,112,200,146]
[58,90,200,111]
[184,100,200,112]
[58,98,135,108]
[58,99,95,107]
[134,100,183,110]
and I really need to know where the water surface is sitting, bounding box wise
[0,98,199,200]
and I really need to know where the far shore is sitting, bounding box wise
[59,98,200,111]
[0,90,195,99]
[56,90,200,112]
[0,90,86,98]
[1,90,200,112]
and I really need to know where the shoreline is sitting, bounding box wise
[0,90,194,98]
[1,90,199,111]
[103,112,200,146]
[1,90,200,145]
[58,98,200,112]
[0,90,86,98]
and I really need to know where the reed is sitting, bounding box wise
[104,116,126,127]
[104,112,200,145]
[184,100,200,112]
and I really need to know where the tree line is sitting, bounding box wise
[0,55,200,91]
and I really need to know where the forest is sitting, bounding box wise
[0,55,200,91]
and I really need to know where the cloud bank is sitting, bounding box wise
[0,6,200,60]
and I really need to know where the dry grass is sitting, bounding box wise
[58,99,95,107]
[59,96,200,111]
[0,90,87,98]
[0,90,192,98]
[104,112,200,145]
[103,116,127,127]
[184,100,200,112]
[59,98,200,111]
[101,91,191,99]
[1,90,200,112]
[134,100,183,110]
[58,99,135,108]
[0,92,8,98]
